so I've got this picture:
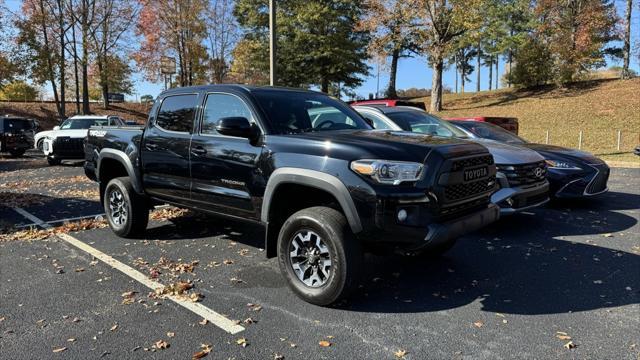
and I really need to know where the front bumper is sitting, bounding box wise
[492,180,549,214]
[550,164,610,198]
[43,137,85,159]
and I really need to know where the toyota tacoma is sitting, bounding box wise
[84,85,500,305]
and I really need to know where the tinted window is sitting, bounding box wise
[386,111,468,138]
[156,94,197,132]
[454,121,526,144]
[201,94,253,135]
[359,112,395,130]
[253,90,371,134]
[3,119,33,132]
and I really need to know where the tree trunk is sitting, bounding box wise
[71,21,80,114]
[38,0,61,119]
[81,0,90,114]
[57,0,65,118]
[508,30,513,88]
[387,48,400,98]
[476,41,481,92]
[488,55,493,91]
[321,76,329,93]
[454,60,458,93]
[622,0,633,79]
[430,58,443,112]
[495,56,499,90]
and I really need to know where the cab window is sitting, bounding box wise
[201,94,253,135]
[156,94,198,133]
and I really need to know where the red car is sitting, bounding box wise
[443,116,519,134]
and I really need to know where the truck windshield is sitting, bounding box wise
[453,121,527,144]
[60,118,108,129]
[385,111,469,139]
[252,90,372,134]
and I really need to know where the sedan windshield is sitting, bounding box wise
[385,111,469,138]
[252,90,371,134]
[60,118,108,129]
[453,121,527,144]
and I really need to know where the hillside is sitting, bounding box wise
[416,78,640,163]
[0,101,151,130]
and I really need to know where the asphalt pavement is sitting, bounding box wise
[0,154,638,359]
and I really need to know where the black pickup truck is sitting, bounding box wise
[84,85,499,305]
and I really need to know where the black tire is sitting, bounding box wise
[36,139,44,152]
[277,206,362,306]
[9,150,25,158]
[103,177,149,238]
[47,157,61,166]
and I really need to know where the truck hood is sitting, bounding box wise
[272,130,490,163]
[471,139,544,165]
[521,143,604,164]
[36,129,88,140]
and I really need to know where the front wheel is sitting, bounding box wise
[104,177,149,238]
[277,206,362,306]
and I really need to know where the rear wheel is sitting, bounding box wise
[277,206,362,306]
[47,157,61,166]
[104,177,149,238]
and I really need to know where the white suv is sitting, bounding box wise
[35,115,124,165]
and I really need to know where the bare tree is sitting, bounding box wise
[205,0,238,83]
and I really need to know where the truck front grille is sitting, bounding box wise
[497,161,547,187]
[451,154,494,171]
[445,176,496,202]
[53,137,84,153]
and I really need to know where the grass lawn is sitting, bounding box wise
[415,78,640,164]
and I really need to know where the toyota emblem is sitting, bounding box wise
[534,167,544,178]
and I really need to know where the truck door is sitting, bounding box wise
[141,93,199,201]
[189,92,264,220]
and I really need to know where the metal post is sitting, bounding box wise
[617,130,621,151]
[269,0,277,87]
[578,130,583,150]
[545,130,549,144]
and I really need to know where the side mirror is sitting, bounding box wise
[53,126,60,131]
[216,117,257,139]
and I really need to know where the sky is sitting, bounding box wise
[4,0,640,101]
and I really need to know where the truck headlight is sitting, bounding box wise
[351,160,424,185]
[545,159,581,170]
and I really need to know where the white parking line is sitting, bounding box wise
[14,208,245,335]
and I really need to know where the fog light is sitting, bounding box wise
[397,209,408,222]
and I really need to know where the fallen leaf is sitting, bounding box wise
[67,338,76,342]
[319,340,331,347]
[75,268,85,272]
[602,233,613,238]
[110,324,118,332]
[273,353,285,360]
[473,321,484,328]
[556,332,571,340]
[236,338,248,347]
[564,341,576,349]
[198,319,208,325]
[52,347,67,353]
[167,332,175,338]
[154,340,169,350]
[394,349,408,358]
[192,343,213,359]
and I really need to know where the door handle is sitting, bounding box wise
[145,142,158,150]
[191,146,207,155]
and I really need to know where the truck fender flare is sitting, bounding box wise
[97,148,144,194]
[261,167,363,234]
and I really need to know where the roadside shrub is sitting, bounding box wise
[0,81,38,101]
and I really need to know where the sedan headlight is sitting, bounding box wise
[351,159,424,185]
[545,159,581,170]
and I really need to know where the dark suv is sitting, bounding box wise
[0,116,36,157]
[84,85,500,305]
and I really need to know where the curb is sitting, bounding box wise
[605,160,640,168]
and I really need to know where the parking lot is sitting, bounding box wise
[0,151,638,359]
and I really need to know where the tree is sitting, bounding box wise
[88,54,133,99]
[140,94,154,103]
[134,0,209,87]
[205,0,238,83]
[0,0,17,88]
[622,0,633,79]
[504,35,554,87]
[90,0,138,108]
[229,38,269,85]
[234,0,370,93]
[416,0,484,112]
[358,0,420,98]
[448,43,475,93]
[535,0,620,84]
[0,80,39,101]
